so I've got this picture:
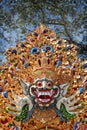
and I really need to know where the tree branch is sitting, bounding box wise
[44,19,65,26]
[70,40,87,53]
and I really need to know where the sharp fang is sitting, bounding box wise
[37,90,56,97]
[50,90,53,96]
[36,88,39,93]
[38,92,41,97]
[35,99,37,102]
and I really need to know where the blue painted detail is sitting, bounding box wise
[43,29,48,33]
[3,91,8,98]
[74,122,79,130]
[80,87,85,94]
[33,32,38,36]
[43,46,54,52]
[82,63,87,68]
[42,77,47,81]
[57,40,62,44]
[66,46,72,51]
[21,43,25,48]
[56,60,62,67]
[15,125,19,130]
[11,50,17,54]
[24,63,29,68]
[30,48,40,54]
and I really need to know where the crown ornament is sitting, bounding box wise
[30,54,58,82]
[0,25,87,130]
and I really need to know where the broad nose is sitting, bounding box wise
[42,81,47,89]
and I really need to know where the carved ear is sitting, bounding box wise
[59,83,70,96]
[20,80,30,95]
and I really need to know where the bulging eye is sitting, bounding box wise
[30,48,40,55]
[42,46,54,52]
[47,81,53,88]
[36,81,42,87]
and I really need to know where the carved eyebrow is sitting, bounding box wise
[41,78,54,83]
[35,80,54,85]
[35,80,42,84]
[34,78,54,84]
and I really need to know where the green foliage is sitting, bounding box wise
[1,0,87,34]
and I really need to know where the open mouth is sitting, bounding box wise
[31,88,58,104]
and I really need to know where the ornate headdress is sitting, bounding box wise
[1,24,87,93]
[25,24,59,81]
[0,24,87,130]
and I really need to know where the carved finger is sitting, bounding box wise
[8,96,17,104]
[8,111,20,115]
[10,89,21,101]
[68,110,82,114]
[5,106,21,115]
[69,97,80,106]
[68,104,82,111]
[68,90,79,100]
[8,95,22,107]
[7,104,21,111]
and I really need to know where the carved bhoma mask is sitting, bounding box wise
[7,25,86,123]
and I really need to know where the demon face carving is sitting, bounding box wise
[4,25,86,124]
[7,77,86,122]
[29,78,59,106]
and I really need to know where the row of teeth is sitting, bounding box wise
[39,98,50,103]
[37,90,53,97]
